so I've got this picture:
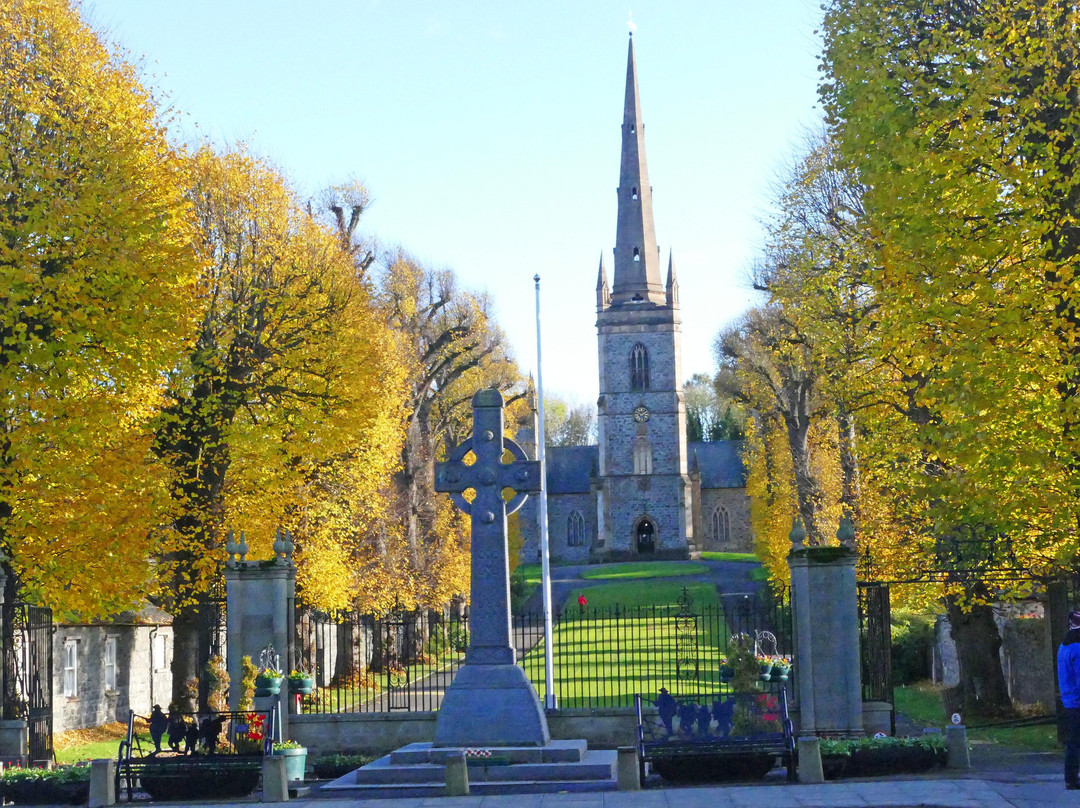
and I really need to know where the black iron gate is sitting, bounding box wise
[2,603,53,762]
[858,582,894,732]
[382,612,413,710]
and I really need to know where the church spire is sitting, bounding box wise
[611,34,664,306]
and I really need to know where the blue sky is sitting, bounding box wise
[85,1,824,405]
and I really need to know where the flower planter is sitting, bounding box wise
[846,745,941,777]
[288,675,315,695]
[0,778,90,805]
[274,747,307,782]
[758,663,773,681]
[719,665,735,683]
[771,663,791,681]
[135,758,262,800]
[821,754,848,780]
[654,751,774,783]
[254,673,284,697]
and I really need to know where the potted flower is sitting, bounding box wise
[254,644,284,696]
[272,740,307,783]
[288,669,315,695]
[254,666,284,696]
[719,658,735,683]
[771,657,792,681]
[757,655,773,681]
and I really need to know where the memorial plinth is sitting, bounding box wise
[433,388,550,747]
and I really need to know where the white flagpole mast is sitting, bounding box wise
[533,274,556,710]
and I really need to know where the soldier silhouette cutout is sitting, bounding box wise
[654,687,677,734]
[166,705,186,753]
[199,715,225,755]
[677,701,697,736]
[712,695,735,738]
[148,705,168,753]
[183,723,200,755]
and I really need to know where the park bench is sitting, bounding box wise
[634,687,796,784]
[116,704,277,801]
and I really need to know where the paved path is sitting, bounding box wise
[154,775,1079,808]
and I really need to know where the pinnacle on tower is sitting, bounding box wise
[666,249,679,307]
[611,34,665,306]
[596,252,611,310]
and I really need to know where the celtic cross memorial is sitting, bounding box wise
[432,388,550,746]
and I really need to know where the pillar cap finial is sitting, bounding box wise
[789,517,806,549]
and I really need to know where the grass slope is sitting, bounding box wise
[580,561,709,580]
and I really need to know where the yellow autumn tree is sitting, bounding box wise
[0,0,198,615]
[376,252,523,612]
[153,146,406,705]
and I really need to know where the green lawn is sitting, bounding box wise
[54,722,149,765]
[518,582,725,707]
[566,581,718,611]
[894,681,1058,752]
[580,561,708,580]
[515,563,543,586]
[700,551,760,563]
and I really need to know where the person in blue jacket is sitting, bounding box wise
[1059,610,1080,790]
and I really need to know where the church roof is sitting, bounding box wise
[545,445,599,493]
[689,440,747,488]
[542,441,747,492]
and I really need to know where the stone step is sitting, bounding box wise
[389,740,588,766]
[318,780,616,797]
[323,749,617,789]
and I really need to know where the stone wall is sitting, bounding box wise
[698,488,753,553]
[544,493,595,564]
[52,623,172,734]
[288,701,898,757]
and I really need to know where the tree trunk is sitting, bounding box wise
[171,604,201,711]
[332,618,363,683]
[945,592,1012,718]
[837,407,862,521]
[785,411,824,543]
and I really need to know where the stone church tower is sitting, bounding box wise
[516,37,752,566]
[593,35,693,558]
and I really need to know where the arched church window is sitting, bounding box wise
[712,505,730,544]
[567,511,586,547]
[633,247,640,262]
[633,437,653,475]
[630,343,650,390]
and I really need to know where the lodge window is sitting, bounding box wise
[104,636,117,692]
[152,634,168,672]
[630,343,649,390]
[567,511,586,547]
[633,247,640,262]
[63,639,78,698]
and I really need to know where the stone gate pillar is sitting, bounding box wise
[224,530,295,742]
[788,518,863,736]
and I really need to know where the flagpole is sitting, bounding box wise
[533,274,556,710]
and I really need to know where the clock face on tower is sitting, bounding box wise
[633,405,650,423]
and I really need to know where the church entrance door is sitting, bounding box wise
[636,519,656,554]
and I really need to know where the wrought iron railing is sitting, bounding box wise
[295,587,792,714]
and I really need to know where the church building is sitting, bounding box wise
[518,36,753,563]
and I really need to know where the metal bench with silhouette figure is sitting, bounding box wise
[634,687,796,783]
